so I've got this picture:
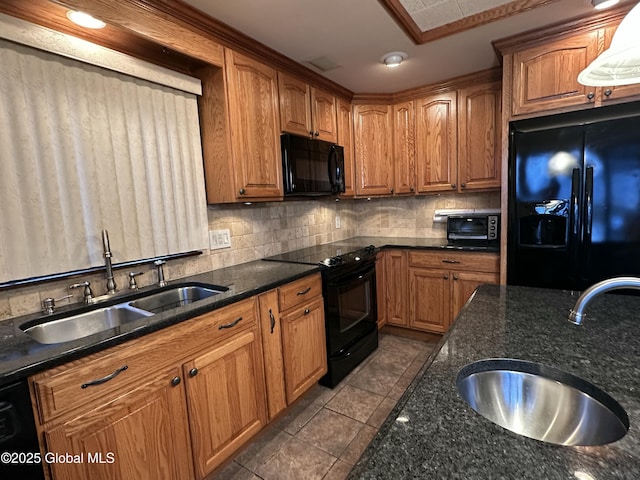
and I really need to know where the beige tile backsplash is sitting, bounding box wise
[0,192,498,320]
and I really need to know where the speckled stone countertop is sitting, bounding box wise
[348,284,640,480]
[0,260,319,385]
[352,236,500,252]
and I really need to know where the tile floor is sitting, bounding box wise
[208,331,438,480]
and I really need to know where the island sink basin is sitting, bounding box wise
[22,305,153,344]
[128,285,226,313]
[456,359,629,446]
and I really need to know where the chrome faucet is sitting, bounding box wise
[154,260,167,287]
[69,281,94,304]
[568,276,640,325]
[102,229,117,294]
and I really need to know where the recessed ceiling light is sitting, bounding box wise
[381,51,408,68]
[66,11,106,29]
[591,0,619,10]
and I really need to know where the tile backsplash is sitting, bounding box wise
[0,192,498,320]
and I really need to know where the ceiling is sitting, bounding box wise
[182,0,599,93]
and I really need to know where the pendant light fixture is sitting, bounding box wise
[591,0,619,10]
[578,3,640,86]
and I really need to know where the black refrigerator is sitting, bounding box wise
[507,102,640,290]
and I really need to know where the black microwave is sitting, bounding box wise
[447,214,500,245]
[281,133,345,196]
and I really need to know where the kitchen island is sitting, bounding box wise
[348,284,640,479]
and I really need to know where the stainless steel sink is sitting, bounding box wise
[21,305,153,344]
[128,285,225,313]
[456,359,629,446]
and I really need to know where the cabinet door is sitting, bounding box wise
[409,268,450,333]
[600,25,640,103]
[512,31,599,116]
[337,99,356,197]
[311,87,337,143]
[280,297,327,404]
[278,72,312,137]
[393,101,416,194]
[451,271,499,320]
[415,92,457,193]
[46,367,193,480]
[458,81,501,191]
[386,249,408,327]
[376,251,387,328]
[353,104,393,196]
[225,50,282,199]
[184,329,266,478]
[258,290,287,421]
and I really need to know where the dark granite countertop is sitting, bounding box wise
[351,236,500,252]
[349,284,640,479]
[0,260,319,385]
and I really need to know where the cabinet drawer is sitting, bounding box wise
[408,251,499,273]
[278,273,322,311]
[31,297,258,425]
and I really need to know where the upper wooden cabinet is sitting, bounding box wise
[337,99,356,197]
[393,101,416,195]
[353,104,393,196]
[415,91,458,193]
[509,18,640,117]
[458,81,501,191]
[225,50,283,200]
[278,72,337,142]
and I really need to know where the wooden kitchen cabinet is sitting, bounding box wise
[408,250,499,333]
[393,101,416,195]
[337,99,356,197]
[225,49,282,200]
[259,273,326,412]
[353,104,393,196]
[45,366,194,480]
[376,251,387,328]
[458,81,501,191]
[278,72,337,142]
[385,249,408,327]
[415,91,457,193]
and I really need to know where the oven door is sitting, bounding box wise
[323,260,377,357]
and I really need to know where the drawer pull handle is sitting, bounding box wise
[81,365,128,389]
[296,287,312,296]
[442,259,460,264]
[304,308,310,315]
[269,308,276,334]
[218,316,243,330]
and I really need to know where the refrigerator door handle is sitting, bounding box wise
[570,168,581,237]
[585,166,594,238]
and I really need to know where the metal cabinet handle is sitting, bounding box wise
[442,259,461,264]
[390,188,394,194]
[451,183,456,189]
[171,376,181,386]
[587,92,595,100]
[269,308,275,334]
[81,365,128,389]
[239,188,245,195]
[189,368,198,377]
[296,287,311,296]
[410,186,414,192]
[218,316,243,329]
[314,131,320,137]
[604,88,612,97]
[304,308,310,315]
[460,183,466,188]
[453,274,459,281]
[444,274,449,280]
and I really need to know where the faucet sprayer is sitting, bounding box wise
[568,276,640,325]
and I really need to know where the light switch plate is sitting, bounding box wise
[209,229,231,250]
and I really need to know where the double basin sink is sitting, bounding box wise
[20,284,228,345]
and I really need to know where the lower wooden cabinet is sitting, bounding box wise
[379,249,499,334]
[45,366,194,480]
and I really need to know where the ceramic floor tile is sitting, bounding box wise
[366,397,397,428]
[325,384,385,423]
[233,425,293,471]
[378,334,428,357]
[254,437,337,480]
[272,395,324,435]
[322,459,353,480]
[339,424,378,465]
[297,408,364,457]
[347,361,401,396]
[206,460,254,480]
[367,348,412,377]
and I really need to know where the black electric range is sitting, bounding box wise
[264,242,379,387]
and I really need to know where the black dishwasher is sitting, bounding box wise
[0,380,44,479]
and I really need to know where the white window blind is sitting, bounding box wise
[0,38,209,283]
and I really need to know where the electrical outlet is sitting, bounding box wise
[209,229,231,250]
[335,215,341,229]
